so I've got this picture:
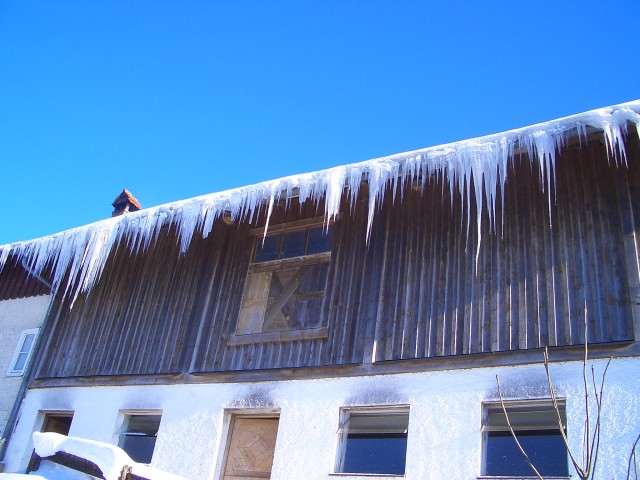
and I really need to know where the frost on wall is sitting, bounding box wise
[1,101,639,305]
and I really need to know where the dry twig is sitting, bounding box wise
[495,302,615,480]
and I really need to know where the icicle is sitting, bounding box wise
[324,166,347,227]
[0,100,638,306]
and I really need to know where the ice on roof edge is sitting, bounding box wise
[1,99,639,306]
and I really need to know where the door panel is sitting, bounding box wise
[223,417,279,480]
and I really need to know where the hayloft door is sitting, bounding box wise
[222,417,279,480]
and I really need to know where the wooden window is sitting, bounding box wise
[41,413,73,435]
[482,400,568,477]
[335,407,410,475]
[6,328,38,377]
[229,219,332,345]
[118,413,162,464]
[222,416,279,480]
[252,224,333,263]
[26,412,74,473]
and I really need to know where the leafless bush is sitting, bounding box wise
[494,305,640,480]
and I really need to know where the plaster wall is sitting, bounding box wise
[0,295,50,439]
[5,356,640,480]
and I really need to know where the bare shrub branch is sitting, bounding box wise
[495,375,544,480]
[494,302,622,480]
[626,433,640,480]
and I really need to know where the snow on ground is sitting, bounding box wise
[1,100,639,306]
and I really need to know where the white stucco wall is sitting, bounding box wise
[4,356,640,480]
[0,295,51,440]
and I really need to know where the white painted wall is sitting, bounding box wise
[4,356,640,480]
[0,295,51,440]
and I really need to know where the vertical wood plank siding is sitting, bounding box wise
[35,135,640,379]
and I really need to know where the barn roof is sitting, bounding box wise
[1,100,639,304]
[0,256,50,300]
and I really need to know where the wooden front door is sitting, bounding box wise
[223,417,279,480]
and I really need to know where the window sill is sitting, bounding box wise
[329,474,405,478]
[248,251,331,272]
[227,327,329,346]
[478,476,571,480]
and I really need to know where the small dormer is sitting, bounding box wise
[111,189,142,217]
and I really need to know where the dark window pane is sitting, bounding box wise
[14,352,28,371]
[42,415,73,435]
[485,430,568,476]
[127,415,161,435]
[21,333,36,353]
[281,230,306,259]
[119,415,161,464]
[120,435,157,464]
[342,434,407,475]
[254,235,280,263]
[306,226,332,255]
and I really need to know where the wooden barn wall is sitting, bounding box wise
[363,138,639,361]
[34,134,640,379]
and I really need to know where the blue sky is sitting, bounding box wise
[1,1,638,245]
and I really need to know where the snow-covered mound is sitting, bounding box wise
[0,432,186,480]
[35,432,134,479]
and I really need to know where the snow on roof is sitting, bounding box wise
[1,100,639,305]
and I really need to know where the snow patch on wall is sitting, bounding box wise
[1,101,639,304]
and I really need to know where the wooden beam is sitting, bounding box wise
[226,327,329,346]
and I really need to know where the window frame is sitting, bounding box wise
[228,216,335,346]
[334,406,410,476]
[481,399,569,479]
[116,411,162,465]
[6,328,39,377]
[250,217,334,263]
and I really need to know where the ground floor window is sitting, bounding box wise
[40,412,73,436]
[335,407,409,475]
[118,413,161,464]
[483,400,568,477]
[26,411,74,473]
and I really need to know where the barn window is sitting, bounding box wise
[6,328,39,377]
[482,400,568,477]
[118,413,162,464]
[228,218,333,345]
[335,407,410,475]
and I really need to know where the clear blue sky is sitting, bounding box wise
[1,1,638,245]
